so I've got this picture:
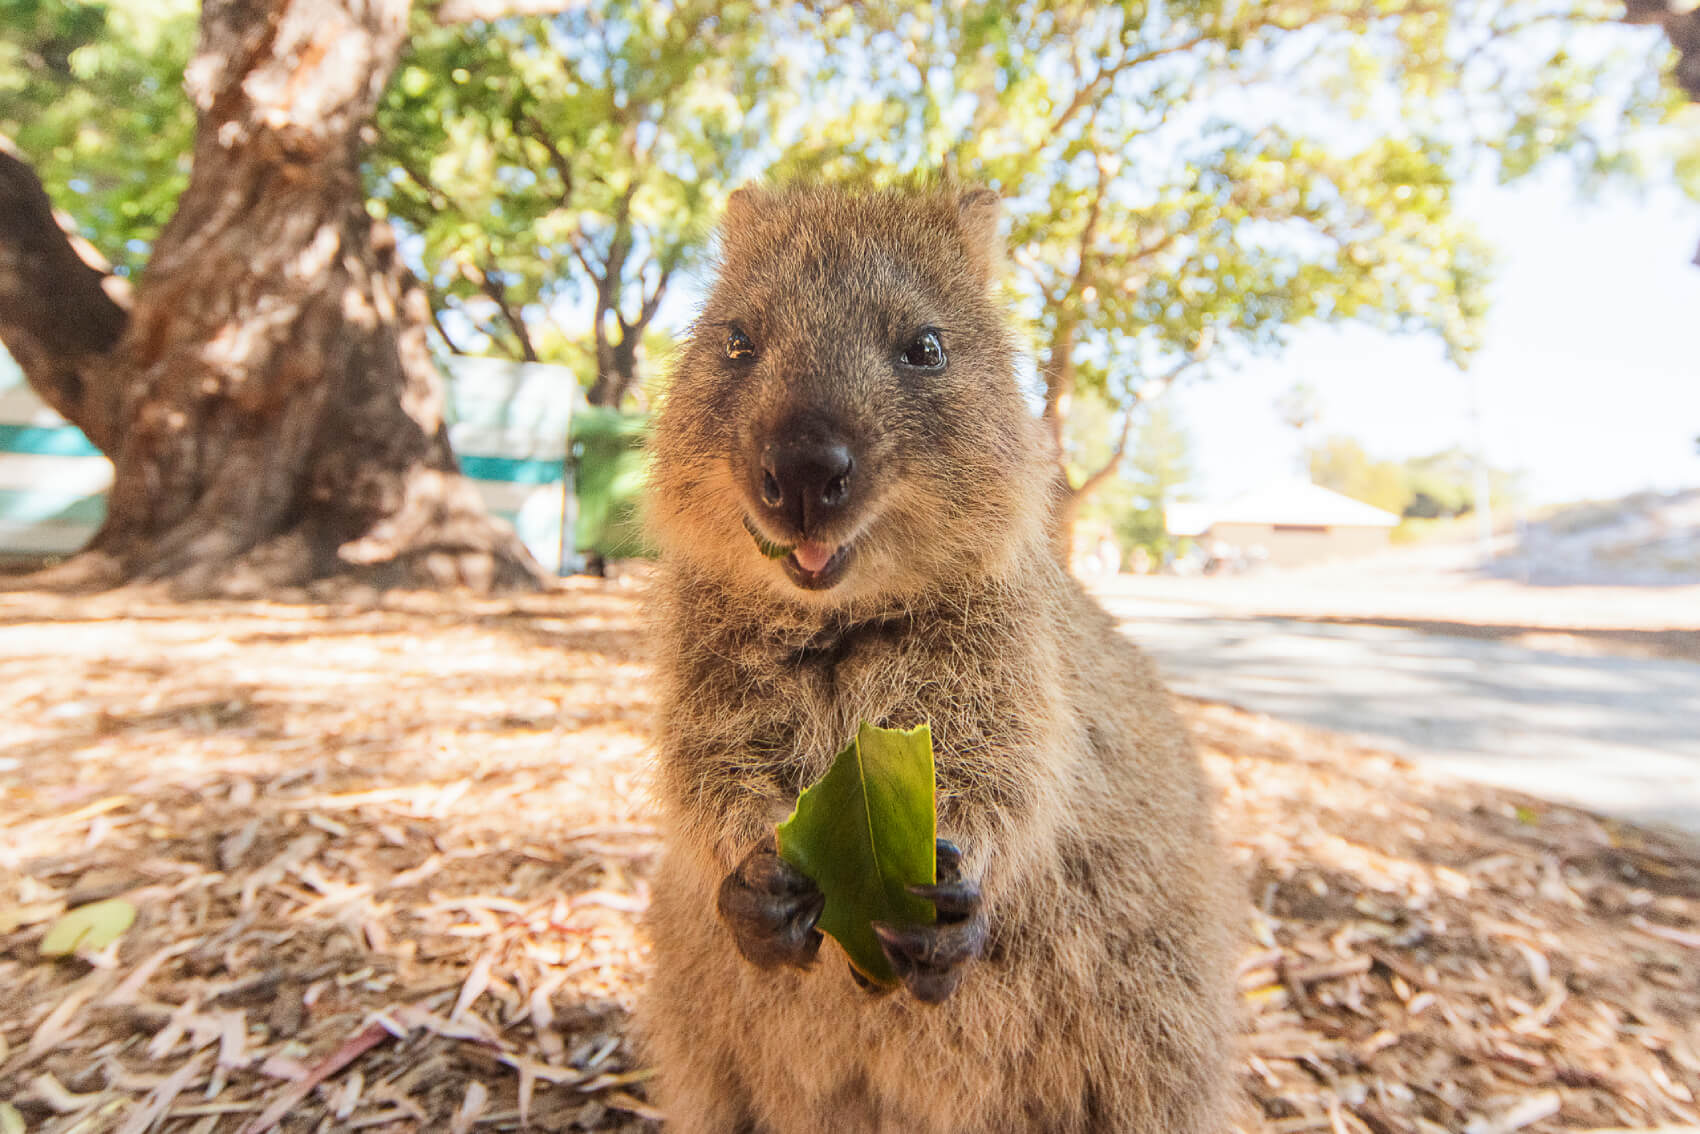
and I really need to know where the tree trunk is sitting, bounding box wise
[586,330,639,408]
[1049,479,1083,563]
[1039,316,1081,563]
[0,0,545,596]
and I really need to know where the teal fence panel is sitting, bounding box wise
[442,356,579,573]
[0,354,111,557]
[0,350,584,570]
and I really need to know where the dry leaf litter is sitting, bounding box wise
[1,583,1697,1133]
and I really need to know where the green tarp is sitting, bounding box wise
[571,406,651,560]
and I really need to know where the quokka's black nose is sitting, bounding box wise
[757,433,855,535]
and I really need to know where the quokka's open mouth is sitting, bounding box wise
[781,541,854,590]
[742,514,855,591]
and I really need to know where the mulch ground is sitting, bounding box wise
[3,583,1699,1133]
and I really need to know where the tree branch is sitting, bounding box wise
[468,257,538,362]
[0,137,129,454]
[1050,32,1211,141]
[1065,352,1201,501]
[1622,0,1700,99]
[517,113,574,209]
[1040,311,1078,457]
[1013,249,1060,309]
[1040,151,1113,455]
[635,257,675,330]
[427,296,467,355]
[1067,154,1113,299]
[391,152,461,217]
[1069,409,1140,501]
[567,235,599,282]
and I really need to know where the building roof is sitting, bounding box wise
[1165,502,1216,538]
[1167,481,1401,535]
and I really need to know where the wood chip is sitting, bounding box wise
[450,1080,489,1134]
[239,1022,391,1134]
[8,589,1700,1133]
[115,1053,209,1134]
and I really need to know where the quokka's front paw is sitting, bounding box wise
[872,839,987,1005]
[717,841,826,970]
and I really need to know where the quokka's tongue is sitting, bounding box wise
[791,542,836,573]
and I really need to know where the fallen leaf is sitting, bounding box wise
[39,898,136,958]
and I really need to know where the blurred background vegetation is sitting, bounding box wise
[3,0,1695,566]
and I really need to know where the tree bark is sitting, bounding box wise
[1625,0,1700,99]
[586,328,640,409]
[0,139,129,454]
[0,0,545,596]
[576,186,677,410]
[1039,314,1080,562]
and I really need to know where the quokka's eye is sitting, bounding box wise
[724,328,757,362]
[899,329,946,370]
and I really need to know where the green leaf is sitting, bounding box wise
[776,721,936,986]
[39,898,136,958]
[741,515,793,559]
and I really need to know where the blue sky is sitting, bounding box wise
[1166,174,1700,510]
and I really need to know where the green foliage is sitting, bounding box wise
[1064,393,1197,562]
[1059,389,1126,507]
[742,515,794,560]
[770,0,1690,491]
[7,0,1691,447]
[1122,404,1197,555]
[1309,436,1413,515]
[776,722,937,986]
[1403,448,1484,519]
[570,406,651,559]
[370,0,801,390]
[1308,434,1521,521]
[0,0,196,273]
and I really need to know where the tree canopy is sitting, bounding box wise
[371,0,805,403]
[772,0,1693,519]
[1308,433,1521,520]
[2,0,1696,569]
[0,0,196,273]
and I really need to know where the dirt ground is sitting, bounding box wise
[4,582,1700,1133]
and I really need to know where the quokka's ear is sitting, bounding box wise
[956,187,1004,282]
[722,184,773,236]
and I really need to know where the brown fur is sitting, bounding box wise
[640,183,1237,1133]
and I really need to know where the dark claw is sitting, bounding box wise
[934,838,964,880]
[871,917,987,1004]
[872,837,987,1004]
[906,878,979,920]
[909,838,977,919]
[717,846,825,971]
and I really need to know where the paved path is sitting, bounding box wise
[1099,596,1700,836]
